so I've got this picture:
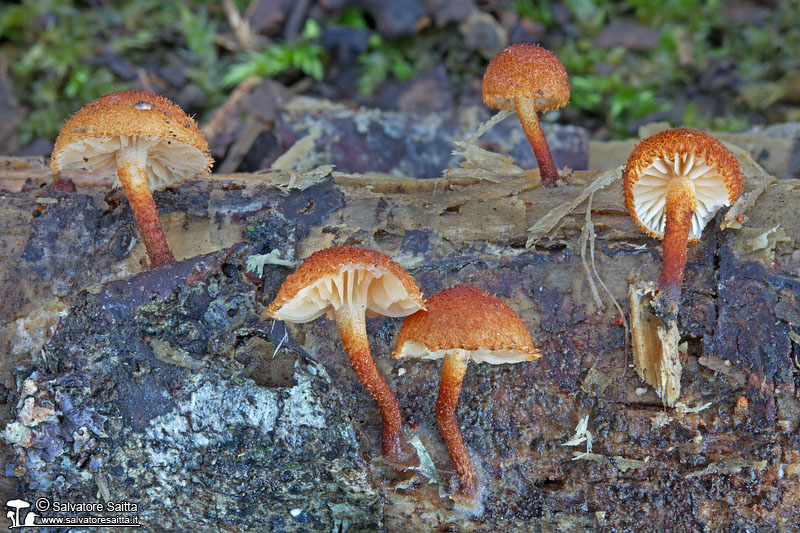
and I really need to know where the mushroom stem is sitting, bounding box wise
[333,306,409,463]
[655,177,696,316]
[116,144,175,268]
[436,349,477,499]
[515,96,559,186]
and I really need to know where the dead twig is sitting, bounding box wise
[216,117,267,174]
[283,0,311,42]
[223,0,259,51]
[202,77,259,141]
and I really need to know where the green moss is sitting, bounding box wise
[357,34,424,96]
[2,0,169,143]
[222,19,326,87]
[5,0,800,145]
[510,0,800,135]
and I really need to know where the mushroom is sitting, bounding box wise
[393,285,541,503]
[51,90,213,268]
[6,499,30,528]
[265,247,425,463]
[482,43,570,186]
[623,128,743,315]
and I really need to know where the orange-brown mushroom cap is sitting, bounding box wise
[622,128,743,242]
[393,285,540,364]
[266,247,425,322]
[51,90,213,189]
[267,247,424,465]
[394,285,539,503]
[482,44,570,113]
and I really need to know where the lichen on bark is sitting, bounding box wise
[5,245,382,531]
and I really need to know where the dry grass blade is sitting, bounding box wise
[579,192,604,312]
[445,109,524,182]
[579,192,630,358]
[466,109,513,143]
[526,166,622,247]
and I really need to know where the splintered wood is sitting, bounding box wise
[628,281,682,406]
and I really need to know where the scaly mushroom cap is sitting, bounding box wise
[266,247,425,323]
[393,285,541,364]
[51,90,213,190]
[482,44,570,113]
[623,128,743,241]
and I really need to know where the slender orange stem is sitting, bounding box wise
[334,306,407,462]
[656,178,696,315]
[116,146,175,268]
[515,96,560,186]
[436,350,477,499]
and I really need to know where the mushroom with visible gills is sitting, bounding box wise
[266,247,425,464]
[50,90,214,268]
[393,285,541,504]
[623,128,743,316]
[482,43,570,186]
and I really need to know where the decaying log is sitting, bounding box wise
[0,124,798,531]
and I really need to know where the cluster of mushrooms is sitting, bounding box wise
[48,42,744,506]
[265,247,540,504]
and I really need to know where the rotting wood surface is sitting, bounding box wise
[0,131,798,530]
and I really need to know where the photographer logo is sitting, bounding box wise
[5,498,140,528]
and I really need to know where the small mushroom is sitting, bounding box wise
[393,285,541,503]
[51,90,213,268]
[6,499,30,528]
[623,128,743,315]
[266,247,425,464]
[482,43,570,186]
